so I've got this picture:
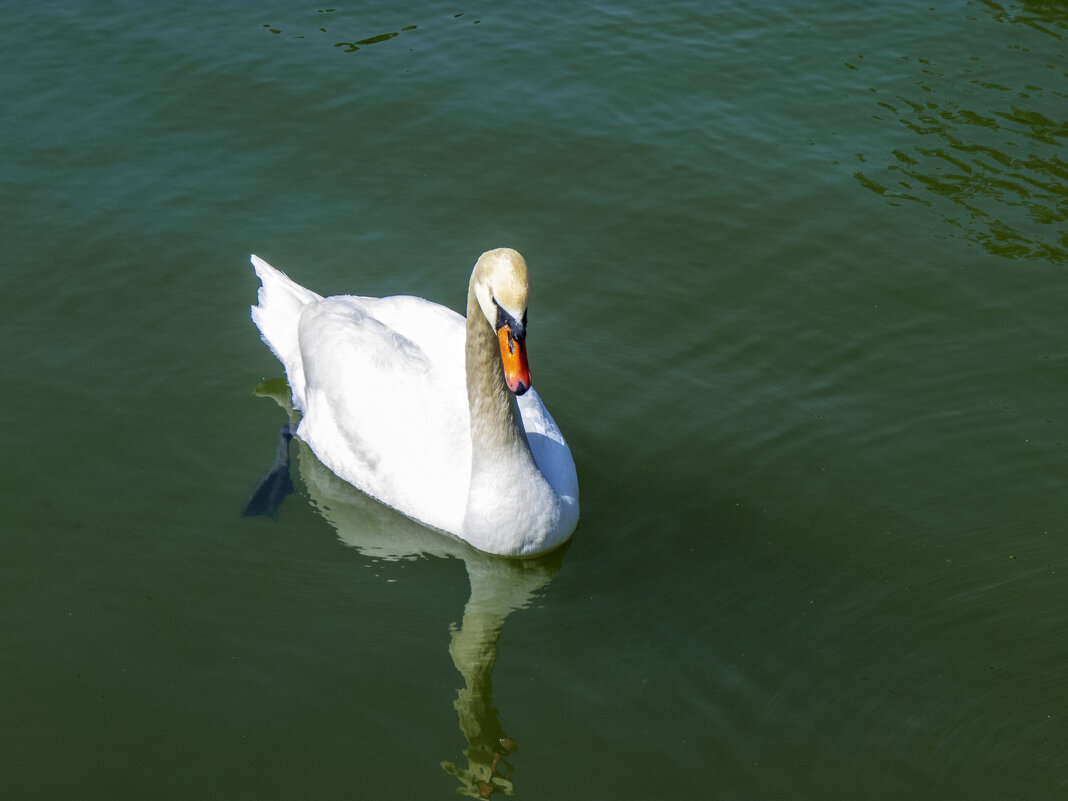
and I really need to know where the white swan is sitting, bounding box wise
[249,248,579,556]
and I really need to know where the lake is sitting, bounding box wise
[2,2,1066,799]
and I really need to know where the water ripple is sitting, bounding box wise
[853,2,1068,263]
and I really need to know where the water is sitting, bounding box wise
[2,2,1066,798]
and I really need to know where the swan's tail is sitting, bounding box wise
[250,254,321,411]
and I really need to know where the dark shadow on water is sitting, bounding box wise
[242,422,297,519]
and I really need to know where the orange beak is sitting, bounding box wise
[497,325,531,395]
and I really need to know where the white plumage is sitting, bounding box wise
[250,249,578,556]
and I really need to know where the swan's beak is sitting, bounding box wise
[497,325,531,395]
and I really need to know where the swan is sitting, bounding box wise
[249,248,579,556]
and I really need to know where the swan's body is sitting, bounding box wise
[249,249,578,556]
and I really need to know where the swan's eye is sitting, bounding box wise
[493,298,525,344]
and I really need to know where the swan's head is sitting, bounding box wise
[472,248,531,396]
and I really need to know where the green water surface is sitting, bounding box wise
[2,2,1066,799]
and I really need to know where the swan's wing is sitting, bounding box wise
[295,295,471,533]
[518,388,579,505]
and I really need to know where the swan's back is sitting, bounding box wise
[296,294,473,535]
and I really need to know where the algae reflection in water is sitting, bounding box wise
[853,1,1067,263]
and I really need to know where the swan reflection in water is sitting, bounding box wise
[246,379,564,797]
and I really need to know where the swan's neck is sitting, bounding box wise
[463,285,555,553]
[464,286,530,465]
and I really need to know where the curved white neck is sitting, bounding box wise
[465,285,530,461]
[462,283,556,553]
